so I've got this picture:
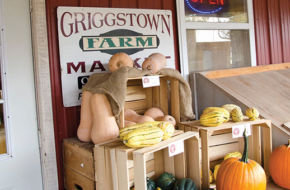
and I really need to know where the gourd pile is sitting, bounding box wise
[121,107,177,148]
[200,104,260,127]
[119,121,175,148]
[77,52,171,144]
[131,172,198,190]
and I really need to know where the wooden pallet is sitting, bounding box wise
[178,119,272,190]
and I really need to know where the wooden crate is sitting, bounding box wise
[177,119,272,190]
[63,138,95,190]
[63,137,162,190]
[63,75,184,189]
[119,75,181,128]
[132,131,201,190]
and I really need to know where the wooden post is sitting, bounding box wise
[116,150,130,190]
[170,79,180,122]
[251,125,262,164]
[186,137,201,189]
[261,121,272,176]
[133,153,147,190]
[200,129,210,190]
[160,78,168,114]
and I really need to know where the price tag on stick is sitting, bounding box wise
[232,123,251,138]
[142,76,160,88]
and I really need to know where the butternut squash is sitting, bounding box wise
[125,120,136,127]
[142,53,167,74]
[90,93,119,144]
[108,52,133,72]
[124,108,154,123]
[144,107,164,120]
[156,115,176,126]
[124,109,138,121]
[77,91,93,142]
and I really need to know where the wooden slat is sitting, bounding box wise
[261,122,272,176]
[146,87,153,108]
[153,151,164,178]
[200,130,210,190]
[125,86,146,101]
[160,78,169,114]
[171,79,180,122]
[125,99,148,110]
[163,148,175,174]
[116,149,130,190]
[201,63,290,79]
[133,154,147,190]
[185,137,201,189]
[208,142,241,161]
[208,133,239,147]
[128,159,155,181]
[152,86,160,107]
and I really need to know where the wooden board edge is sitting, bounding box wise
[200,63,290,79]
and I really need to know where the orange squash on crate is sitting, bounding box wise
[90,93,119,144]
[269,140,290,189]
[124,108,154,124]
[216,130,266,190]
[108,52,133,72]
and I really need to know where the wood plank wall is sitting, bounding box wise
[45,0,179,189]
[254,0,290,65]
[46,0,290,189]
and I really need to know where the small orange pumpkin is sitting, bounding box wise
[216,130,266,190]
[269,140,290,189]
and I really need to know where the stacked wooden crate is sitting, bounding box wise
[178,119,272,189]
[63,75,201,190]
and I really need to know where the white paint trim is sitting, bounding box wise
[30,0,59,189]
[176,0,189,78]
[185,22,251,29]
[248,0,257,66]
[0,0,12,160]
[176,0,257,76]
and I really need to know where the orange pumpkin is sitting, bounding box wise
[216,130,266,190]
[269,140,290,189]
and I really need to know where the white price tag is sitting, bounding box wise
[142,76,160,88]
[168,140,184,157]
[232,123,251,138]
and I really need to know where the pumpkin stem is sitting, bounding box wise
[240,129,248,163]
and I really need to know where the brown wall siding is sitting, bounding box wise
[254,0,290,65]
[45,1,179,189]
[280,0,290,62]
